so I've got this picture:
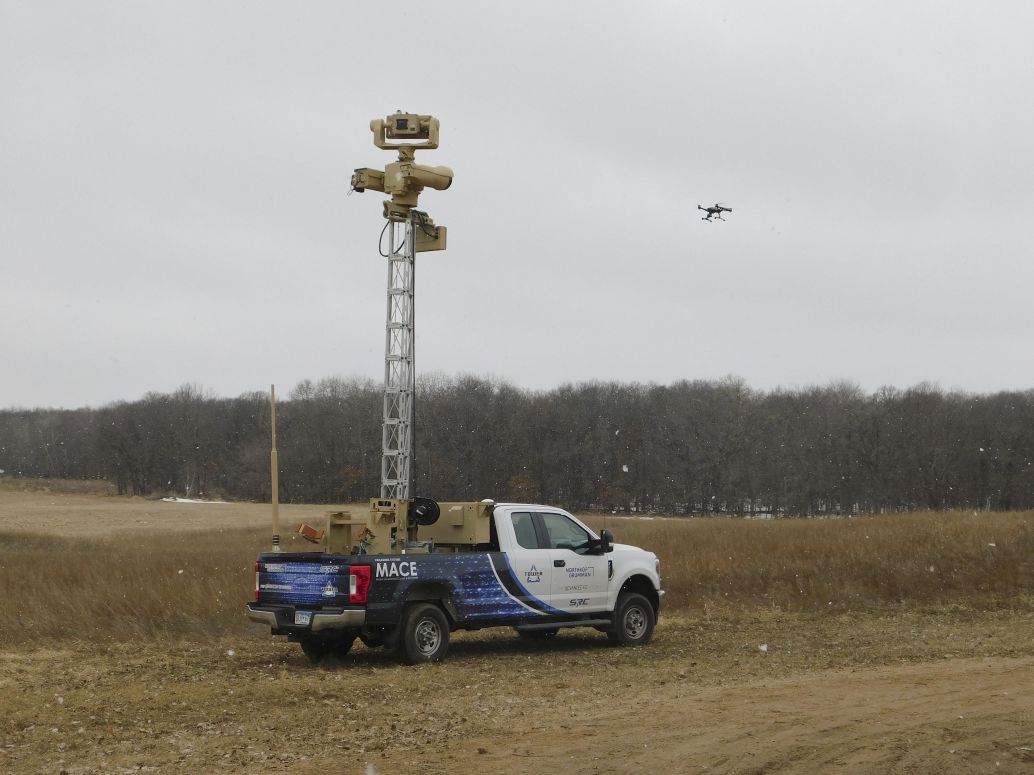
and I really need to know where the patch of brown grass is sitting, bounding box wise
[3,511,1033,646]
[587,511,1034,611]
[0,528,268,646]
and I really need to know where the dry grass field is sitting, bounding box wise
[2,481,1034,773]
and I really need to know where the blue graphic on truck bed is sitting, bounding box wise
[258,553,564,622]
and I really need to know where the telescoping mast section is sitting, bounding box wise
[350,112,452,501]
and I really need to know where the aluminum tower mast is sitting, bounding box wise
[380,218,416,499]
[350,112,451,501]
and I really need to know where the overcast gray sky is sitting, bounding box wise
[2,1,1032,409]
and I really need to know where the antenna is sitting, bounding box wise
[270,384,281,552]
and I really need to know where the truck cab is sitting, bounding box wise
[493,504,656,615]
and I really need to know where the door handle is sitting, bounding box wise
[554,559,566,568]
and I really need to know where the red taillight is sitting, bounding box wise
[349,565,371,604]
[254,562,261,601]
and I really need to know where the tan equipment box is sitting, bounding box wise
[324,511,367,554]
[324,498,409,555]
[318,499,493,554]
[417,501,493,547]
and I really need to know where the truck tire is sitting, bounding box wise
[607,592,655,647]
[397,603,450,664]
[299,633,355,664]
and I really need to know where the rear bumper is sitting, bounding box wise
[246,603,366,632]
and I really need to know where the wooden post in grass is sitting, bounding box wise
[270,384,281,552]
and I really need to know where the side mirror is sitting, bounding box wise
[599,528,614,554]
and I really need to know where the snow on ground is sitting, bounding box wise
[159,497,232,505]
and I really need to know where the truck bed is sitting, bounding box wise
[253,550,576,631]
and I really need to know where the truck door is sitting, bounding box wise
[501,510,553,610]
[538,511,609,613]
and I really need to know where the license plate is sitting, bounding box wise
[294,610,313,626]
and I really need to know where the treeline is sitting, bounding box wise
[1,377,1033,515]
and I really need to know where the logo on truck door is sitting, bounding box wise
[524,565,543,584]
[375,560,418,579]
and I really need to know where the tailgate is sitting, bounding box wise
[256,556,370,607]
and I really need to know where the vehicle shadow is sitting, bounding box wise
[297,628,615,669]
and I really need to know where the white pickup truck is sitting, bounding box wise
[247,502,664,664]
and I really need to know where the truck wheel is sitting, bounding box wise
[607,593,655,646]
[397,603,450,664]
[516,627,559,640]
[299,633,355,664]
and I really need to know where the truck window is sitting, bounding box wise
[539,512,591,553]
[510,511,538,550]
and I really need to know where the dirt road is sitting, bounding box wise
[466,655,1034,774]
[3,609,1033,774]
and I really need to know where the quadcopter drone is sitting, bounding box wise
[698,203,732,222]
